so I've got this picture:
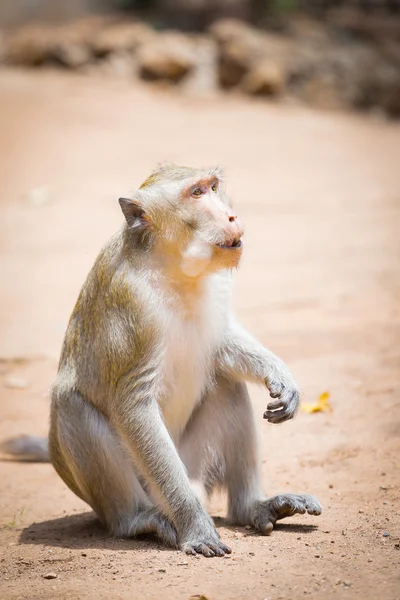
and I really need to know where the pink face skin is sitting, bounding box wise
[185,178,244,249]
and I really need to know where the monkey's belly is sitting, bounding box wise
[161,375,207,442]
[161,345,212,441]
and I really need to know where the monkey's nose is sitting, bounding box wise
[227,214,244,238]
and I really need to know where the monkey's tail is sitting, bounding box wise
[0,435,50,462]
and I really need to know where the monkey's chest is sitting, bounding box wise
[160,318,217,441]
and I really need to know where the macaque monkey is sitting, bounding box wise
[1,164,321,556]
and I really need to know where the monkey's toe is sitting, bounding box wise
[269,494,322,519]
[182,540,231,558]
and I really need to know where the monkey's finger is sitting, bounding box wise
[265,378,284,397]
[263,409,294,424]
[266,399,284,410]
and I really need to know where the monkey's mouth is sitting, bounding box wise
[217,238,242,250]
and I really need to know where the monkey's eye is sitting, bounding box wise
[211,182,218,192]
[191,188,203,198]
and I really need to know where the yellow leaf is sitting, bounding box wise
[301,391,332,414]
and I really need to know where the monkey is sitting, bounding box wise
[1,164,322,557]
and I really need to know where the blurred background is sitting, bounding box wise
[0,2,399,600]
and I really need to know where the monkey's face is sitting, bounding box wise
[176,175,244,274]
[120,165,244,276]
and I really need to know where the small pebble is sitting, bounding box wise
[81,552,87,557]
[380,485,388,491]
[158,568,166,573]
[383,532,390,537]
[43,572,57,580]
[249,551,255,556]
[4,376,28,389]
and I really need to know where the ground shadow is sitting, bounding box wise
[213,516,319,535]
[18,512,319,551]
[19,511,170,552]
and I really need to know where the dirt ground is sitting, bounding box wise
[0,67,399,600]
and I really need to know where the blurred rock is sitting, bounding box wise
[4,25,55,66]
[242,60,286,97]
[91,22,154,58]
[355,63,400,117]
[51,41,91,68]
[210,19,265,88]
[210,18,291,89]
[137,33,196,83]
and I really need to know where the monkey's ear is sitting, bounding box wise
[118,197,147,228]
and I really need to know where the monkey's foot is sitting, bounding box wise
[252,494,322,535]
[181,537,232,558]
[179,516,232,557]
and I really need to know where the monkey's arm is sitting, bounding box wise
[215,321,299,423]
[112,378,229,555]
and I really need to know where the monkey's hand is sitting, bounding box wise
[263,371,300,424]
[178,514,232,558]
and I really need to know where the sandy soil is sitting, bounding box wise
[0,67,399,600]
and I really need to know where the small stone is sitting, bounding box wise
[81,552,87,557]
[43,572,57,580]
[138,33,195,83]
[158,569,166,573]
[27,185,52,207]
[341,530,347,536]
[367,558,373,562]
[244,525,252,530]
[4,376,28,389]
[359,510,364,514]
[248,551,255,556]
[380,485,388,491]
[328,484,334,489]
[314,554,320,558]
[383,532,390,537]
[322,530,330,534]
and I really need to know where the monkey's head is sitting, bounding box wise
[119,164,244,277]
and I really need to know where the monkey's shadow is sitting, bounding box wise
[19,512,318,551]
[18,511,171,552]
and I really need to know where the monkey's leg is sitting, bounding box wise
[179,378,321,535]
[50,392,177,546]
[179,378,262,524]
